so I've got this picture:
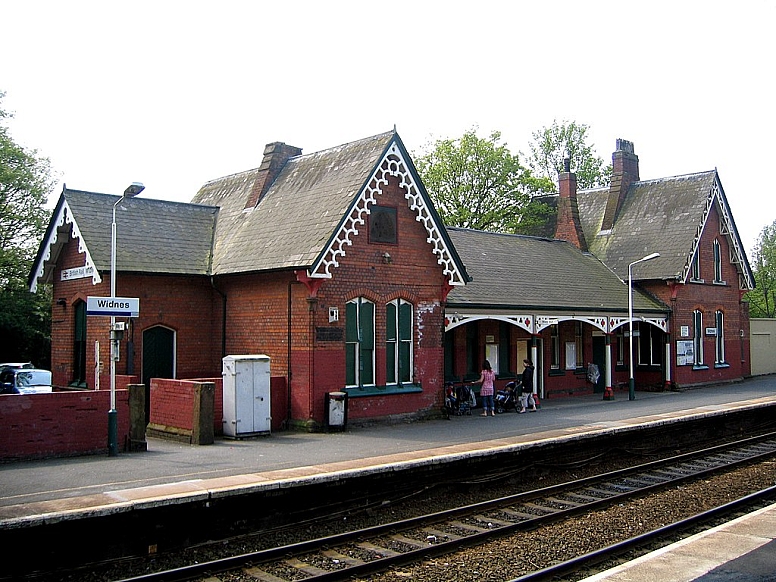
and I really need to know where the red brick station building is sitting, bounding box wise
[30,131,754,431]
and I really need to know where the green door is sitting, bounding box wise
[142,326,175,423]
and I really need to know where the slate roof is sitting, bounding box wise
[445,227,666,313]
[192,131,397,275]
[575,171,754,287]
[30,188,218,289]
[31,131,469,290]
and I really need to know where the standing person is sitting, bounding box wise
[518,358,537,413]
[473,360,496,417]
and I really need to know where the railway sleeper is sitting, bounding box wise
[243,566,288,582]
[357,540,402,558]
[422,527,463,543]
[473,514,513,527]
[449,520,492,534]
[284,557,330,577]
[499,507,538,520]
[321,548,367,567]
[390,533,427,549]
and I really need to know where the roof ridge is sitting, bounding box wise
[65,188,217,210]
[446,226,561,244]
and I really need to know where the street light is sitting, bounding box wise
[628,252,660,401]
[108,182,144,456]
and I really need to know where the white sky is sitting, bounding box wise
[2,0,774,256]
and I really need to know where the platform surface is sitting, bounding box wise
[580,502,776,582]
[1,377,775,528]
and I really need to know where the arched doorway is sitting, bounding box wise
[142,325,176,424]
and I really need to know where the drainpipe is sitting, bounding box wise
[210,277,227,359]
[287,280,293,428]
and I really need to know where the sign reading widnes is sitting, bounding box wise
[87,296,140,317]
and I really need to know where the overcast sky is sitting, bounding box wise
[3,1,774,255]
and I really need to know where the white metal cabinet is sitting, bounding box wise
[222,355,271,437]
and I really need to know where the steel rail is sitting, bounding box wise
[114,432,776,582]
[508,484,776,582]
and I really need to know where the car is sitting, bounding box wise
[0,362,34,371]
[0,368,53,394]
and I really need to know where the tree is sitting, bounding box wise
[526,120,611,189]
[415,128,554,234]
[0,91,55,366]
[746,221,776,317]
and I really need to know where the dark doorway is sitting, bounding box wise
[142,326,175,424]
[592,336,607,393]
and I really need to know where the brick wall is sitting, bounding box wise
[51,236,222,388]
[644,204,750,387]
[0,390,131,461]
[149,376,289,436]
[214,173,449,426]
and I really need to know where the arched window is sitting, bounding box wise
[346,298,374,387]
[715,310,725,364]
[691,252,701,281]
[713,239,723,283]
[386,299,413,385]
[693,310,704,367]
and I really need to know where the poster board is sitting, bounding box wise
[676,340,694,366]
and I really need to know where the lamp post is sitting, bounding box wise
[628,252,660,401]
[108,182,144,456]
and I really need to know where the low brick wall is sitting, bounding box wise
[0,390,131,461]
[147,379,216,444]
[149,376,289,441]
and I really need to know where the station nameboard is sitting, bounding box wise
[86,296,140,317]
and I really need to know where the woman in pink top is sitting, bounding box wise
[473,359,496,417]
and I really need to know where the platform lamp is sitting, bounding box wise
[628,252,660,401]
[108,182,144,456]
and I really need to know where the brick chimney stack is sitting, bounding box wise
[555,157,588,251]
[245,142,303,209]
[600,139,639,232]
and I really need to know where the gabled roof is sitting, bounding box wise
[445,227,666,313]
[192,131,468,284]
[30,131,469,291]
[29,188,218,291]
[576,170,754,289]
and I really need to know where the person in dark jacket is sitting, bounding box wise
[518,359,537,413]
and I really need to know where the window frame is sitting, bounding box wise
[345,298,375,388]
[550,324,560,370]
[574,321,584,369]
[637,322,662,367]
[693,309,705,367]
[690,252,702,282]
[713,239,724,283]
[715,310,726,364]
[615,327,625,367]
[386,299,413,385]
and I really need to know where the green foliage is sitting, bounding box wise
[0,92,55,366]
[746,221,776,318]
[526,119,611,189]
[415,128,554,234]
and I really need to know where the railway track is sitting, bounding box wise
[114,432,776,582]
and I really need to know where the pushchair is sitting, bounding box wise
[495,381,519,413]
[443,382,473,417]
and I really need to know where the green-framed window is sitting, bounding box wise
[346,298,374,387]
[386,299,413,384]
